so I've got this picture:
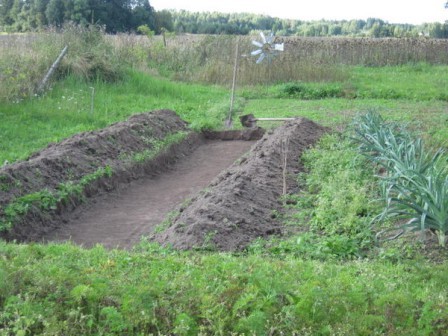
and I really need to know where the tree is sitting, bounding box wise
[155,9,173,33]
[0,0,15,26]
[45,0,65,26]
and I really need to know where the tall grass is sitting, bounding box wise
[109,34,448,86]
[0,24,142,102]
[3,30,448,101]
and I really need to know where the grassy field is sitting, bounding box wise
[0,71,230,164]
[1,31,448,335]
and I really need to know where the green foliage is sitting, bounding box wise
[137,24,155,37]
[277,82,343,99]
[0,242,447,334]
[0,0,156,33]
[0,166,112,232]
[297,134,378,244]
[126,131,189,163]
[168,11,448,38]
[353,111,448,246]
[253,133,379,260]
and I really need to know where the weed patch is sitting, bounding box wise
[123,131,189,164]
[252,133,379,260]
[0,242,447,334]
[0,166,112,232]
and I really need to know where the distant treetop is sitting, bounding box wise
[1,2,447,38]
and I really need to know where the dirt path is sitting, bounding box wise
[43,140,254,249]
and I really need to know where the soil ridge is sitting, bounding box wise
[0,110,198,240]
[154,118,328,251]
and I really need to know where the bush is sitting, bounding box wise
[278,82,344,99]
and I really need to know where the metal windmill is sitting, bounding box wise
[225,31,285,128]
[251,31,284,64]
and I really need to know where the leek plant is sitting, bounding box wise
[354,111,448,246]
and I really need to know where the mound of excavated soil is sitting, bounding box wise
[154,118,328,251]
[0,110,200,241]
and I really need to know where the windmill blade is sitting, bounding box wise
[251,49,263,56]
[256,53,266,64]
[266,32,274,44]
[260,31,267,44]
[274,43,284,51]
[252,40,263,48]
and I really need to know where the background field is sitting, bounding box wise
[1,29,448,335]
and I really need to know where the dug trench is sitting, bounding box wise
[0,110,327,251]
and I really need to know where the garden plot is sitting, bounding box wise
[0,110,327,250]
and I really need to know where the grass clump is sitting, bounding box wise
[0,25,128,103]
[125,131,190,163]
[276,82,344,99]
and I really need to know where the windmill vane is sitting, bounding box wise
[251,31,284,64]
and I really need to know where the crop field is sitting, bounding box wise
[1,28,448,335]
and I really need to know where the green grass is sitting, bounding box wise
[350,64,448,101]
[243,99,448,147]
[0,70,229,164]
[1,241,447,335]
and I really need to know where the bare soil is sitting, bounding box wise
[1,110,328,251]
[1,110,198,240]
[154,118,328,251]
[43,140,254,249]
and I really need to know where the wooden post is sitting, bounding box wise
[226,38,239,128]
[90,87,95,115]
[37,45,68,95]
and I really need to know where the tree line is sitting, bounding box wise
[170,11,448,38]
[0,0,157,33]
[1,2,448,38]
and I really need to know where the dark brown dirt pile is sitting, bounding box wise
[0,110,199,241]
[154,118,328,251]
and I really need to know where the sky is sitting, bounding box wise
[149,0,448,25]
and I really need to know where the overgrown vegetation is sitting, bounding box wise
[247,133,379,260]
[1,241,448,335]
[4,31,448,104]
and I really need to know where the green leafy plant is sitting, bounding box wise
[353,111,448,246]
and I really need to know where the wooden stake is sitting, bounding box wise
[37,45,68,95]
[281,137,290,197]
[226,38,239,128]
